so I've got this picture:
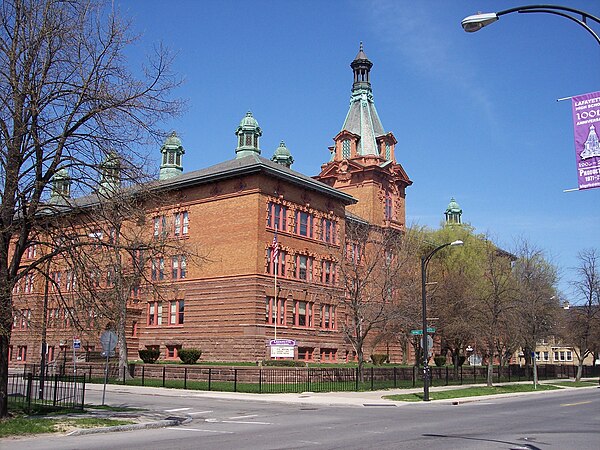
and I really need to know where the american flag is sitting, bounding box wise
[271,234,279,263]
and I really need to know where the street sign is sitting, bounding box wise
[73,339,81,349]
[420,335,434,357]
[100,330,117,353]
[410,328,436,335]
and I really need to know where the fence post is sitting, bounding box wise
[162,366,166,387]
[142,365,145,386]
[307,368,311,393]
[473,364,476,384]
[26,373,33,413]
[184,367,188,390]
[208,368,212,391]
[53,373,59,407]
[80,374,86,410]
[393,366,397,388]
[445,367,449,386]
[234,369,238,392]
[412,365,416,388]
[259,368,262,394]
[122,366,126,385]
[355,367,359,391]
[370,367,374,391]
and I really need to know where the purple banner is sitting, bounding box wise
[572,91,600,190]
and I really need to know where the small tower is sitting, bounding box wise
[235,111,262,159]
[159,131,185,180]
[445,197,462,225]
[271,140,294,168]
[98,152,121,197]
[49,168,71,205]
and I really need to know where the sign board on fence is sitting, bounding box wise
[270,345,295,358]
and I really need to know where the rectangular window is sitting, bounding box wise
[321,219,336,244]
[172,256,186,279]
[24,274,35,294]
[174,211,189,236]
[17,345,27,362]
[47,346,55,362]
[267,203,287,231]
[297,347,314,361]
[169,300,184,325]
[25,244,37,259]
[566,351,572,361]
[543,351,549,361]
[347,242,362,264]
[148,301,163,326]
[294,301,314,327]
[384,194,393,220]
[266,249,286,277]
[295,211,313,238]
[265,297,285,326]
[321,304,336,330]
[153,215,167,238]
[151,258,165,281]
[321,260,336,285]
[320,348,337,362]
[296,255,313,281]
[166,345,181,360]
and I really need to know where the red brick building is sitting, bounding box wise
[9,45,412,365]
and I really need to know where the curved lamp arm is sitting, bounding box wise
[462,4,600,46]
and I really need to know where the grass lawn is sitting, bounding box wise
[0,416,133,438]
[384,383,561,402]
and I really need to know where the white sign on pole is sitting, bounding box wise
[270,345,295,358]
[420,335,434,357]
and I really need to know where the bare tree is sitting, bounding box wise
[471,240,519,387]
[512,239,558,385]
[0,0,181,416]
[337,220,419,379]
[565,249,600,381]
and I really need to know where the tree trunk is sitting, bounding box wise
[576,359,583,382]
[486,358,494,387]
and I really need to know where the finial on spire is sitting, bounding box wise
[359,41,363,51]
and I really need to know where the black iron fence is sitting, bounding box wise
[23,362,599,394]
[8,372,86,413]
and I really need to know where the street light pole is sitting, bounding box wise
[461,4,600,46]
[421,240,463,402]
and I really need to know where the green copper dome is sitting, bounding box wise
[446,197,461,213]
[235,111,262,159]
[163,131,183,149]
[445,197,462,225]
[272,140,294,168]
[238,111,260,130]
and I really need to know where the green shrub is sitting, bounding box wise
[178,348,202,365]
[371,354,389,365]
[139,348,160,364]
[434,356,447,367]
[261,359,305,367]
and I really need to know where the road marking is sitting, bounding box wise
[165,407,191,412]
[560,401,592,407]
[228,414,258,420]
[221,420,271,425]
[166,427,233,434]
[188,410,213,415]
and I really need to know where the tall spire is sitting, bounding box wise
[235,111,262,159]
[340,43,386,157]
[159,131,185,180]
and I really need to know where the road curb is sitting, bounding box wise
[67,416,192,436]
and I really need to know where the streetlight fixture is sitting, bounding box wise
[461,5,600,46]
[421,240,463,402]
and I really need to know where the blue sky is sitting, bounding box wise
[119,0,599,300]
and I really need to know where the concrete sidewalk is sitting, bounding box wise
[85,378,599,409]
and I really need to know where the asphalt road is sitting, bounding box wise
[4,386,599,449]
